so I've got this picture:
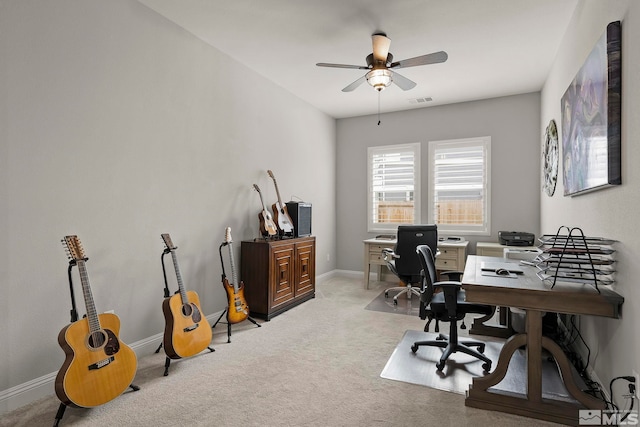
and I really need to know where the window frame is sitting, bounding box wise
[427,136,491,236]
[367,143,421,233]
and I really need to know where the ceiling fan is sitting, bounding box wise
[316,32,448,92]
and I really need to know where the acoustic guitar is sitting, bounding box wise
[55,235,137,408]
[161,233,213,359]
[267,170,294,235]
[253,184,278,237]
[222,227,250,324]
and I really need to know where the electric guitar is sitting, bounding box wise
[253,184,278,237]
[55,235,137,408]
[161,234,213,359]
[267,170,294,235]
[222,227,250,324]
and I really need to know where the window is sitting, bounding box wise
[367,143,420,232]
[428,137,491,235]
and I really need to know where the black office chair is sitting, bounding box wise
[411,245,493,372]
[382,225,438,305]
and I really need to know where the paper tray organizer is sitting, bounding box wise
[532,226,617,293]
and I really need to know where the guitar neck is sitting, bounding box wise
[272,180,285,209]
[169,250,189,304]
[76,259,101,333]
[227,242,240,292]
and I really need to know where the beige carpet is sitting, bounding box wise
[0,276,562,427]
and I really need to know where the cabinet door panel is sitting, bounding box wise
[270,246,295,308]
[295,242,315,297]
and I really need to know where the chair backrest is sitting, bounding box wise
[393,225,438,281]
[416,245,438,304]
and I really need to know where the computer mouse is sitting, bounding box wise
[496,268,510,276]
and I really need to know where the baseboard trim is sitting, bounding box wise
[0,310,225,415]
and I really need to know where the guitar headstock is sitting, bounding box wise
[62,235,86,262]
[224,227,233,244]
[267,170,275,180]
[253,183,261,194]
[161,233,177,250]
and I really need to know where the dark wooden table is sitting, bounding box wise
[462,255,624,425]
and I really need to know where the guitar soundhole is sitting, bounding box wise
[87,329,120,355]
[183,303,202,322]
[181,303,193,317]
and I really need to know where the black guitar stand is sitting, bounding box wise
[53,260,139,427]
[154,247,214,376]
[211,241,260,343]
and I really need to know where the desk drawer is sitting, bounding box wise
[438,247,459,260]
[435,257,459,270]
[369,243,392,264]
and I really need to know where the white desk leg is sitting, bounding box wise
[363,244,370,289]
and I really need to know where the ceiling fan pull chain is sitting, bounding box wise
[377,91,381,126]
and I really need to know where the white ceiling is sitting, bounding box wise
[137,0,579,119]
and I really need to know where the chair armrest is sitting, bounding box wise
[381,248,399,261]
[435,280,462,317]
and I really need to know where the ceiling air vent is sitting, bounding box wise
[408,97,433,104]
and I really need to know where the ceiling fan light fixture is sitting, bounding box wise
[366,69,392,91]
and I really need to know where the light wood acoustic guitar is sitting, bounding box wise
[267,169,294,236]
[222,227,250,324]
[161,233,213,359]
[55,235,137,408]
[253,184,278,237]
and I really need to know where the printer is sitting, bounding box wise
[498,231,535,246]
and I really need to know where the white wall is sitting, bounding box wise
[540,0,638,391]
[336,93,541,272]
[0,0,336,409]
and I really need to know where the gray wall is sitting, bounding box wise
[540,0,639,389]
[336,93,541,272]
[0,0,336,407]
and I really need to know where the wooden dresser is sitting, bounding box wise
[240,236,315,320]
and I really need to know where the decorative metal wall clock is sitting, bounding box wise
[543,119,559,196]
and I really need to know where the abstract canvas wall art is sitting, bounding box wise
[561,21,621,196]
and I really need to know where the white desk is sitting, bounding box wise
[362,238,468,289]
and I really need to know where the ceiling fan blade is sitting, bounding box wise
[390,51,448,69]
[391,71,417,91]
[372,34,391,63]
[342,75,367,92]
[316,62,369,70]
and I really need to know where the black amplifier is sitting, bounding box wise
[498,231,535,246]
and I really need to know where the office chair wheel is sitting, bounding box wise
[482,362,492,372]
[384,291,389,298]
[411,344,418,353]
[393,299,398,306]
[436,361,445,371]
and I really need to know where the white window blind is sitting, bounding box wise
[367,143,420,232]
[428,137,490,235]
